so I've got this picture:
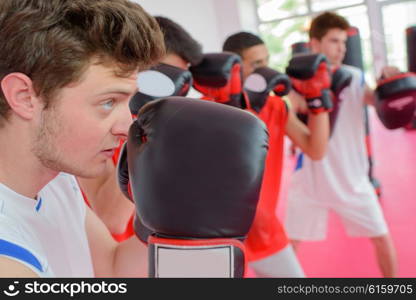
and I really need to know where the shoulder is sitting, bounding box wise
[48,173,82,193]
[42,173,86,216]
[0,219,46,276]
[341,64,360,74]
[341,65,365,87]
[42,173,90,222]
[0,239,43,277]
[0,187,47,276]
[0,211,48,277]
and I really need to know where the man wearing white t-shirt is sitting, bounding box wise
[285,11,398,277]
[0,0,165,277]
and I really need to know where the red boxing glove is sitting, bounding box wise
[287,54,332,114]
[197,63,242,103]
[190,52,249,109]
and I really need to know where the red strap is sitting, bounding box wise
[149,236,244,248]
[112,139,125,165]
[112,214,135,242]
[273,83,286,94]
[194,63,242,104]
[377,72,416,86]
[347,26,359,37]
[81,189,91,208]
[229,63,242,96]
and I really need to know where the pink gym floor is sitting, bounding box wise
[271,108,416,278]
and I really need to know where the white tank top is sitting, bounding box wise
[290,65,376,205]
[0,173,94,277]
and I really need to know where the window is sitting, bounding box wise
[254,0,416,81]
[312,0,362,12]
[382,1,416,71]
[255,0,368,73]
[257,0,308,22]
[259,17,309,71]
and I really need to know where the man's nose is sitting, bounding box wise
[112,104,133,139]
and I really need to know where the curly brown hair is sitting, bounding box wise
[0,0,165,125]
[309,11,350,40]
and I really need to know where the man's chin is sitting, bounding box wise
[331,58,343,67]
[72,163,107,179]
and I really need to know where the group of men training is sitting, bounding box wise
[2,0,414,278]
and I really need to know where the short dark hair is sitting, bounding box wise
[0,0,165,125]
[154,16,203,66]
[309,12,350,40]
[222,32,264,56]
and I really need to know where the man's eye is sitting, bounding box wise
[102,99,115,110]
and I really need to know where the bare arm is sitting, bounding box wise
[85,207,147,277]
[78,159,134,235]
[364,66,402,106]
[286,89,308,114]
[285,90,329,160]
[0,257,39,277]
[364,83,376,106]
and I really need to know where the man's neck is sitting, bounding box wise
[0,127,58,199]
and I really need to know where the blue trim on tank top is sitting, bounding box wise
[0,239,43,272]
[295,153,304,171]
[35,197,42,212]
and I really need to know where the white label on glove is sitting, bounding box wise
[136,70,175,97]
[244,73,267,92]
[155,244,233,278]
[387,96,414,111]
[310,98,322,108]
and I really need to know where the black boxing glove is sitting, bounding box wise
[116,142,153,245]
[244,66,291,113]
[331,66,353,97]
[375,72,416,129]
[127,97,268,277]
[129,63,192,115]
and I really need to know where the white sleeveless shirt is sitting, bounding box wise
[289,65,376,206]
[0,173,94,277]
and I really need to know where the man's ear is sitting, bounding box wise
[1,73,39,120]
[309,38,321,53]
